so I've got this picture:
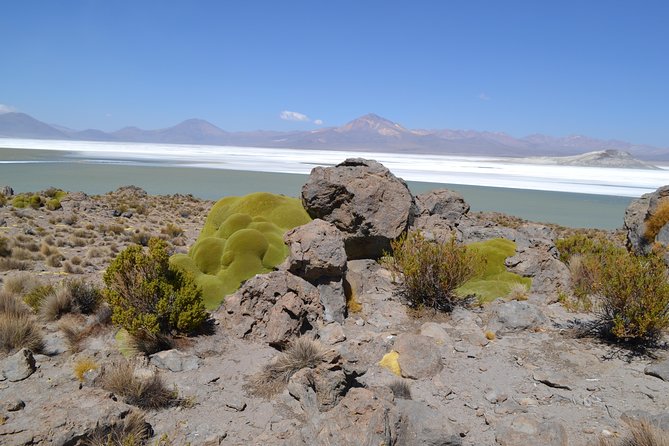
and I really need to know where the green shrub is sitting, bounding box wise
[596,251,669,344]
[456,238,532,303]
[645,199,669,243]
[170,192,311,309]
[383,231,485,311]
[103,238,207,338]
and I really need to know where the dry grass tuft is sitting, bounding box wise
[40,287,73,321]
[0,313,45,354]
[506,282,530,301]
[86,410,152,446]
[0,257,29,271]
[23,284,54,311]
[100,359,177,409]
[599,419,669,446]
[388,379,412,400]
[127,330,174,356]
[73,357,99,381]
[248,337,324,398]
[0,290,30,317]
[2,272,34,295]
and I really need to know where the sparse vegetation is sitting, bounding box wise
[23,284,55,311]
[383,231,485,311]
[388,379,412,400]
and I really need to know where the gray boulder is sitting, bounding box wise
[495,414,568,446]
[219,271,323,348]
[394,334,443,379]
[414,189,469,223]
[1,348,36,382]
[396,399,463,445]
[624,185,669,256]
[149,349,200,372]
[301,158,415,259]
[0,185,13,197]
[282,219,348,323]
[645,357,669,381]
[487,300,547,335]
[283,219,347,282]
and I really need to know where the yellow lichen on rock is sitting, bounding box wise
[379,350,402,376]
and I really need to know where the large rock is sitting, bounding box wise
[219,271,323,348]
[414,189,469,223]
[624,185,669,256]
[487,300,547,335]
[394,334,443,379]
[283,219,348,323]
[283,219,347,282]
[301,158,415,259]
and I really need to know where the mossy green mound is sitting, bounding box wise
[170,192,311,309]
[456,238,531,303]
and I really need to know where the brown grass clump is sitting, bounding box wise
[599,420,669,446]
[645,200,669,243]
[0,257,29,271]
[11,247,34,261]
[2,272,34,295]
[0,313,45,354]
[46,253,64,267]
[160,223,184,238]
[86,410,152,446]
[0,291,29,317]
[40,287,73,321]
[100,359,177,409]
[248,338,324,398]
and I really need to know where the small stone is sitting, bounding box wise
[533,371,572,390]
[224,397,247,412]
[1,348,36,382]
[150,349,200,372]
[645,358,669,381]
[4,398,25,411]
[319,322,346,345]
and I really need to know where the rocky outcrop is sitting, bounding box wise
[414,189,469,222]
[624,185,669,257]
[219,271,323,348]
[282,219,348,323]
[1,348,36,382]
[301,158,415,259]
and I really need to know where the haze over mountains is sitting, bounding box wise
[1,111,668,161]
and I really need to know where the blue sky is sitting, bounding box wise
[1,1,668,146]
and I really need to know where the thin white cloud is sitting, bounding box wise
[314,119,324,125]
[478,92,491,101]
[280,110,310,122]
[0,104,16,114]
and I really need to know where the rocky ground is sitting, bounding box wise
[1,160,669,446]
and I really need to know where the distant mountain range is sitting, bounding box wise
[1,112,668,161]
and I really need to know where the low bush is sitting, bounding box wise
[388,380,412,400]
[0,257,29,271]
[595,251,669,344]
[103,238,207,343]
[556,233,620,264]
[383,231,485,311]
[39,287,73,321]
[0,313,44,354]
[0,290,29,317]
[2,272,34,295]
[100,359,177,409]
[645,200,669,243]
[66,278,102,314]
